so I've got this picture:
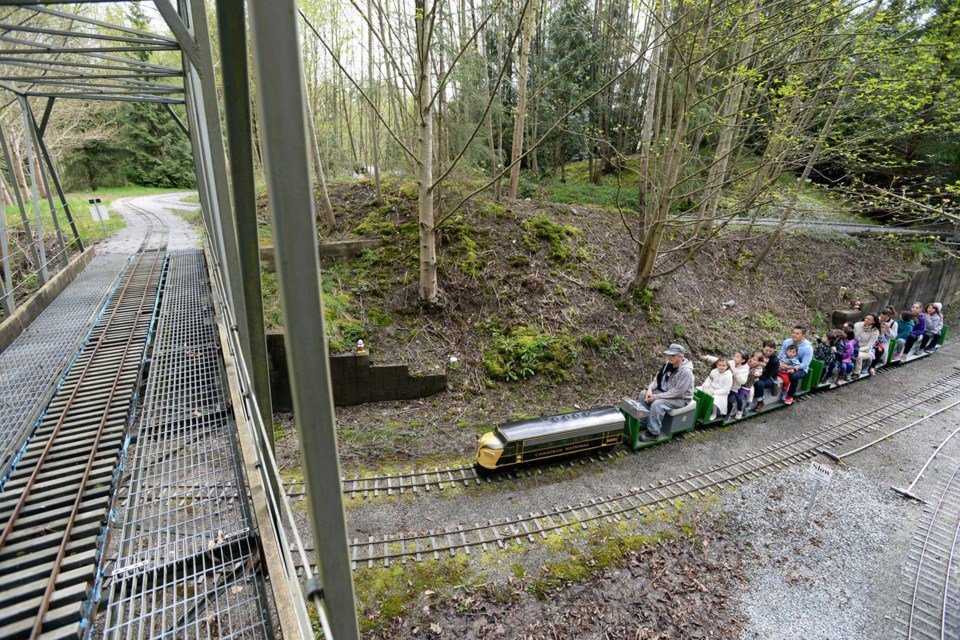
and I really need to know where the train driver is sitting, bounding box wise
[638,343,695,442]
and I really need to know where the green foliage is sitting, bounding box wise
[483,325,579,382]
[529,523,671,598]
[123,103,196,188]
[479,200,509,218]
[522,214,584,264]
[754,312,784,336]
[909,238,943,261]
[579,332,626,356]
[367,308,394,327]
[632,287,661,323]
[591,279,620,299]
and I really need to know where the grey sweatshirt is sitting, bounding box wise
[650,358,695,402]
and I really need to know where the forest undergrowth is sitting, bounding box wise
[266,176,949,475]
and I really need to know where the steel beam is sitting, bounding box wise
[19,94,48,282]
[214,0,274,449]
[0,45,178,54]
[28,99,82,253]
[0,123,40,279]
[164,103,188,137]
[153,0,200,69]
[24,98,66,266]
[248,1,361,639]
[0,55,181,73]
[0,179,13,314]
[22,92,184,103]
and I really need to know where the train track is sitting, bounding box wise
[0,213,167,637]
[340,370,960,569]
[274,354,935,500]
[897,427,960,639]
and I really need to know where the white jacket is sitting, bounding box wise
[699,368,733,415]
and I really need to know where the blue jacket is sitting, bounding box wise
[779,338,813,373]
[896,319,914,341]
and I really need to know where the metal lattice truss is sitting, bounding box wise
[0,1,362,638]
[0,3,183,104]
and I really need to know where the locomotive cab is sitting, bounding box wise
[476,431,506,470]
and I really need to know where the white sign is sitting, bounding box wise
[88,199,109,222]
[808,461,834,484]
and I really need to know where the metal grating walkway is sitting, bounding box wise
[0,248,164,639]
[0,254,129,479]
[104,249,273,639]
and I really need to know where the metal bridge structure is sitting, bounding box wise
[0,1,358,639]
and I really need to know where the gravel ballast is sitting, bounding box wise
[726,465,912,640]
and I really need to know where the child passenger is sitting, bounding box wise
[778,344,801,401]
[894,310,914,360]
[741,352,767,417]
[839,328,856,381]
[698,357,733,420]
[920,303,943,352]
[814,331,838,384]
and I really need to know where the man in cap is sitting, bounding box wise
[637,343,695,442]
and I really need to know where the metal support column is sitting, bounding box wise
[179,0,257,411]
[215,0,275,447]
[19,96,49,284]
[29,99,83,253]
[24,102,67,267]
[248,2,361,639]
[0,193,12,315]
[0,122,42,284]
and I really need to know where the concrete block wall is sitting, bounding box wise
[259,239,383,272]
[832,258,960,327]
[266,330,447,410]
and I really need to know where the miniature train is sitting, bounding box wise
[475,330,948,473]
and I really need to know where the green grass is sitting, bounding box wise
[542,175,640,212]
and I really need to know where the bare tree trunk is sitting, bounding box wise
[697,1,758,232]
[368,0,383,204]
[306,97,336,228]
[750,62,862,269]
[416,0,438,303]
[636,4,663,245]
[507,0,537,199]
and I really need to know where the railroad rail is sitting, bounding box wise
[343,371,960,569]
[897,426,960,639]
[0,254,127,480]
[0,212,166,638]
[0,252,165,636]
[277,355,927,500]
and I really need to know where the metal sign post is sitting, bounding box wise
[804,460,834,524]
[88,198,108,235]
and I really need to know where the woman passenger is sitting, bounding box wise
[854,313,881,376]
[920,303,943,352]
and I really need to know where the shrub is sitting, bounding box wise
[522,214,583,264]
[483,326,579,382]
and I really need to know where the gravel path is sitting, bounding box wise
[97,193,200,253]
